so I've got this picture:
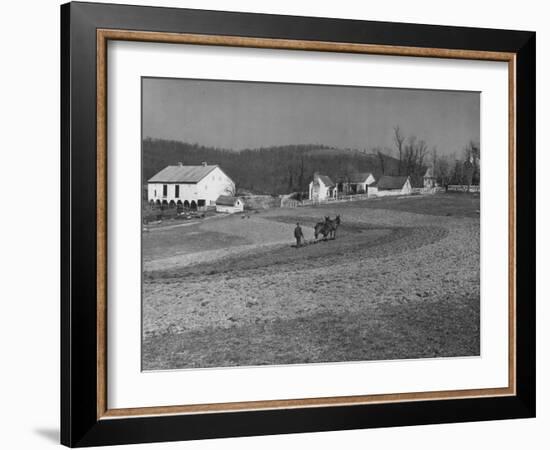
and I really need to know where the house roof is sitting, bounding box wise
[315,174,335,187]
[148,165,218,183]
[376,175,410,190]
[347,172,374,184]
[424,167,435,178]
[216,195,240,206]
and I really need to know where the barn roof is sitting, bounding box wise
[216,195,240,206]
[376,175,410,190]
[315,174,335,187]
[148,165,218,183]
[347,172,374,184]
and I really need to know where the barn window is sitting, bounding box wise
[154,189,156,198]
[175,185,180,198]
[162,184,167,197]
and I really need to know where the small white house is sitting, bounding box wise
[309,173,336,201]
[215,195,244,214]
[148,162,235,210]
[375,175,412,196]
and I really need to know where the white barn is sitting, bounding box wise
[309,173,336,201]
[215,196,244,214]
[148,163,235,210]
[374,175,412,196]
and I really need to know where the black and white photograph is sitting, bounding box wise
[141,77,481,371]
[0,0,543,447]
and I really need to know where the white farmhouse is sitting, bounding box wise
[309,173,336,201]
[215,196,244,214]
[148,163,235,210]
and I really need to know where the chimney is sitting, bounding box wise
[201,161,207,166]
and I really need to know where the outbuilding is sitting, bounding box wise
[338,172,376,195]
[375,175,412,196]
[215,195,244,214]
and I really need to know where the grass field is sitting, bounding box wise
[142,193,480,370]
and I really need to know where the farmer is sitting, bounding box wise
[294,222,304,248]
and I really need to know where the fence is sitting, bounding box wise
[256,186,456,210]
[282,193,372,208]
[447,185,480,193]
[242,195,282,210]
[412,187,443,195]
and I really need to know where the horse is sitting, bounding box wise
[314,220,331,241]
[326,215,341,240]
[314,215,341,241]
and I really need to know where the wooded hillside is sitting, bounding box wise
[143,138,400,195]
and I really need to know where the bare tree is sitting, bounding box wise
[435,152,452,188]
[375,147,386,175]
[393,126,405,175]
[403,135,415,175]
[287,165,294,191]
[298,155,305,193]
[401,136,428,178]
[415,139,429,174]
[451,158,464,185]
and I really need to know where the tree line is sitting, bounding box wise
[143,138,398,196]
[143,128,479,196]
[374,126,480,187]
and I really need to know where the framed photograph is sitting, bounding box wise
[61,2,535,447]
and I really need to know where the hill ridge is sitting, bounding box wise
[143,138,400,195]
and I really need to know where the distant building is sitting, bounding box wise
[463,157,475,186]
[374,175,412,196]
[309,173,336,201]
[423,167,437,189]
[337,172,376,195]
[367,184,379,196]
[215,195,244,214]
[148,162,234,210]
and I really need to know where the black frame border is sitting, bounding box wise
[61,2,535,447]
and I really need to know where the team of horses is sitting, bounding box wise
[314,215,341,241]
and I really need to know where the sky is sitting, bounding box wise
[142,77,479,156]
